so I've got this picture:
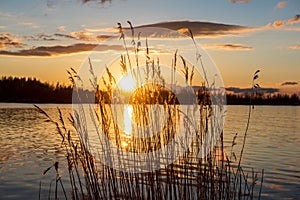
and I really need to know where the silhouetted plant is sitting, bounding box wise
[36,22,265,199]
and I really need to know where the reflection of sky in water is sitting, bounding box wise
[0,104,300,199]
[223,105,300,199]
[0,104,74,199]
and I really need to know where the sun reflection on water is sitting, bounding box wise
[124,105,133,135]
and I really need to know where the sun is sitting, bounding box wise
[117,73,136,92]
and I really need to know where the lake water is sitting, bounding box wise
[0,104,299,199]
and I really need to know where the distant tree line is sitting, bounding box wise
[0,76,299,105]
[227,93,300,105]
[0,76,73,103]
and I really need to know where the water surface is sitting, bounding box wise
[0,104,299,199]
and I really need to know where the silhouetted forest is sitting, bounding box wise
[227,93,300,105]
[0,76,299,105]
[0,76,74,103]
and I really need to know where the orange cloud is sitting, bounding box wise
[287,14,300,24]
[205,43,253,51]
[276,1,287,9]
[288,45,300,49]
[273,20,285,28]
[285,27,300,31]
[0,43,122,57]
[84,28,116,33]
[0,32,23,50]
[268,15,300,30]
[55,30,113,41]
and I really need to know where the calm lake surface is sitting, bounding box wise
[0,104,299,199]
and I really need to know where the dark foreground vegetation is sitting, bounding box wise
[36,23,266,199]
[1,76,299,105]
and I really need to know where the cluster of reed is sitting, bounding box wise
[37,22,263,199]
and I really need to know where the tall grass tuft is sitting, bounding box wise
[37,22,263,199]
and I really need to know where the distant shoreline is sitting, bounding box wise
[0,102,299,106]
[1,76,299,106]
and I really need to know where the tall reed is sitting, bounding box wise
[37,22,263,199]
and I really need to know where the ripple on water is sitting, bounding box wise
[0,104,300,199]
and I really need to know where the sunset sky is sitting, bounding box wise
[0,0,299,94]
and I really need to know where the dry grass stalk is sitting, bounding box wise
[37,22,263,200]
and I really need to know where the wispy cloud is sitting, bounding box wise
[0,43,122,57]
[287,14,300,25]
[281,81,298,86]
[17,22,39,29]
[285,27,300,31]
[25,33,58,41]
[275,1,287,9]
[0,32,23,50]
[288,45,300,49]
[54,30,114,41]
[0,11,14,17]
[69,30,111,41]
[57,26,66,32]
[269,15,300,29]
[54,33,76,40]
[68,31,88,39]
[205,43,253,51]
[229,0,250,3]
